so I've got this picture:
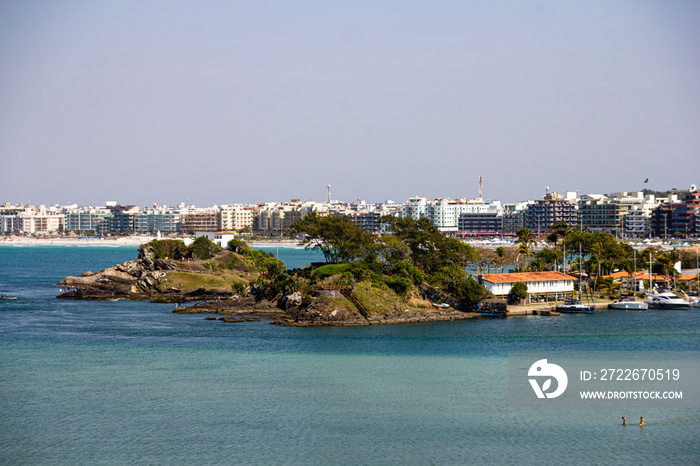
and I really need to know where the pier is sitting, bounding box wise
[506,301,611,316]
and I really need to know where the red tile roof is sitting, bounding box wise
[481,271,577,284]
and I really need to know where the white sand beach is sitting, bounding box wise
[0,235,305,248]
[0,235,158,246]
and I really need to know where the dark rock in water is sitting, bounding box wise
[219,316,260,323]
[240,316,260,322]
[204,316,217,320]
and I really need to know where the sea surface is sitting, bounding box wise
[1,245,698,465]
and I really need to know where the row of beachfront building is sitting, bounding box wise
[1,187,699,238]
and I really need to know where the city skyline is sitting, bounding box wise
[2,2,699,207]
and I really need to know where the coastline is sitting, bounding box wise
[0,235,303,248]
[0,235,156,246]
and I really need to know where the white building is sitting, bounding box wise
[402,197,429,220]
[218,204,255,231]
[196,231,237,249]
[402,197,503,233]
[2,205,64,235]
[481,271,576,303]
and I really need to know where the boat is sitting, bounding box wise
[644,288,690,310]
[609,297,648,310]
[609,249,648,311]
[431,303,451,309]
[0,295,17,300]
[679,292,700,309]
[481,312,506,318]
[556,300,595,313]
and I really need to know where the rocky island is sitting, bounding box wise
[57,231,485,326]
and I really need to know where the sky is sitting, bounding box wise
[1,1,699,208]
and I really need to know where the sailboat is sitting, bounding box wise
[557,245,595,313]
[609,249,648,310]
[686,246,700,308]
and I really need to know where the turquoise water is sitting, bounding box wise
[1,246,699,464]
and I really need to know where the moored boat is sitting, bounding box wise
[1,295,17,300]
[609,297,648,311]
[556,300,595,313]
[644,289,690,310]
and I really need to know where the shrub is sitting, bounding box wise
[231,281,246,294]
[242,249,286,277]
[389,261,425,285]
[227,238,250,254]
[140,240,188,260]
[186,237,222,260]
[311,263,350,278]
[385,276,412,296]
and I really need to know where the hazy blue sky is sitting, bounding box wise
[1,1,699,207]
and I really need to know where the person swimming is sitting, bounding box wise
[639,417,645,427]
[622,417,626,425]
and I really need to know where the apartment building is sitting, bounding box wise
[134,206,183,234]
[457,212,503,235]
[1,205,64,235]
[64,206,113,234]
[252,201,330,236]
[218,204,255,232]
[180,210,218,233]
[523,192,578,234]
[402,197,429,220]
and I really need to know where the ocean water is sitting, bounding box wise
[1,246,699,465]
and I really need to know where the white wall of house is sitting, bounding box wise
[196,231,236,248]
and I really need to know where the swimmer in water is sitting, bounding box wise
[622,417,626,426]
[639,417,645,427]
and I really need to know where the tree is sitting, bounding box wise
[187,237,222,260]
[289,213,374,263]
[598,276,619,298]
[381,216,478,274]
[509,281,528,304]
[530,247,562,271]
[376,235,411,265]
[140,239,188,260]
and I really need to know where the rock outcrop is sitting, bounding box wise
[58,253,195,302]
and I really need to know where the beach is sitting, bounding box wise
[0,235,157,246]
[0,235,306,248]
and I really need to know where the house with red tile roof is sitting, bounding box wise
[480,271,577,304]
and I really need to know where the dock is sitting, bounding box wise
[506,301,611,316]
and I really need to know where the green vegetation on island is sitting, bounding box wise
[57,217,700,324]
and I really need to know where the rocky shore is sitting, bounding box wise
[56,241,483,327]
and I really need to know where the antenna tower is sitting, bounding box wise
[326,184,331,204]
[478,175,483,199]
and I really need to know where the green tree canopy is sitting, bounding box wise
[187,237,222,260]
[289,213,374,263]
[380,216,478,274]
[509,281,528,302]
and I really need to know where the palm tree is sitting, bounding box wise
[516,242,531,271]
[599,276,619,298]
[549,222,575,271]
[657,251,680,288]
